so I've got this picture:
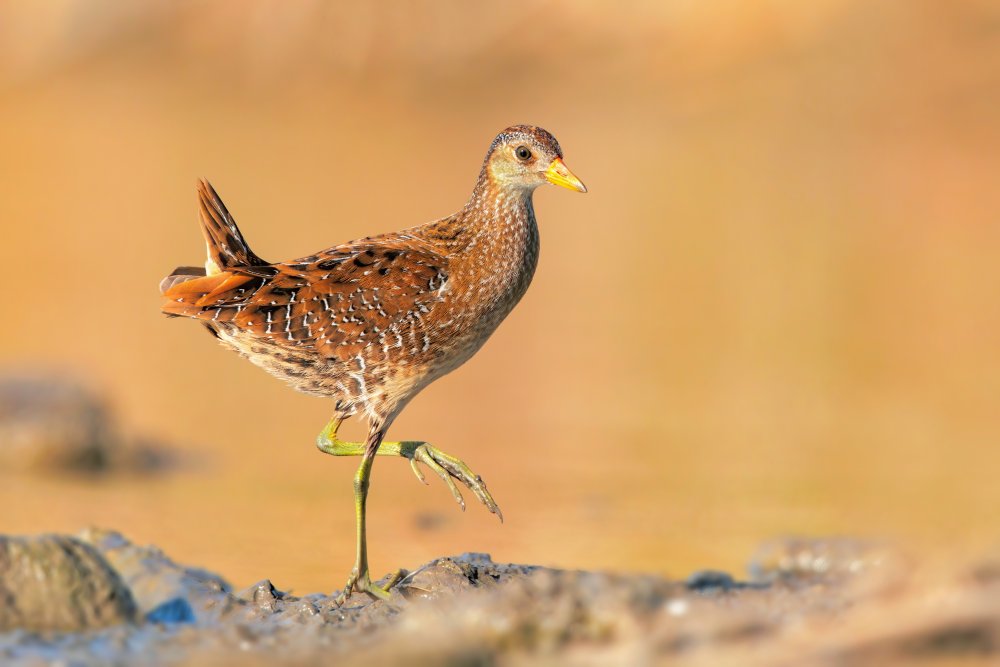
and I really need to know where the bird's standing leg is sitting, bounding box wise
[336,422,405,604]
[318,418,502,520]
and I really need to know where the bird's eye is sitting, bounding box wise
[515,146,532,161]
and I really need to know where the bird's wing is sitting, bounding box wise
[162,235,449,361]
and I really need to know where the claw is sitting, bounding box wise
[438,469,467,511]
[409,457,429,485]
[414,444,466,510]
[335,567,404,606]
[408,443,501,520]
[334,568,360,606]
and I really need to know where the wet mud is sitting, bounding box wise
[2,529,999,666]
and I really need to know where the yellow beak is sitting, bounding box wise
[544,158,588,193]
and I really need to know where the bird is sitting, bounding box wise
[160,125,586,603]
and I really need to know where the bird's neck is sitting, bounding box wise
[464,178,538,263]
[419,178,540,307]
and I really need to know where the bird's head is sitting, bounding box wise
[482,125,587,195]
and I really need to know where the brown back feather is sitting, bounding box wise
[162,182,450,360]
[163,234,449,361]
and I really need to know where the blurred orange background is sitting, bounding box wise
[1,1,998,592]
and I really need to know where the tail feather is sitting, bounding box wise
[159,266,205,295]
[197,179,268,272]
[161,180,273,320]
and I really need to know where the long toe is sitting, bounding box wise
[337,568,407,606]
[334,568,360,606]
[415,444,503,521]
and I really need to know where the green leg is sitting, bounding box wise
[336,440,404,604]
[317,418,503,520]
[321,417,501,605]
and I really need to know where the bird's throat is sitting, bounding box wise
[452,183,540,311]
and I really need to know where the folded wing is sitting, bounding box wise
[163,238,449,362]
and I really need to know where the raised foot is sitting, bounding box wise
[404,443,504,522]
[335,567,406,606]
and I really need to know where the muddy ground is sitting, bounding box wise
[1,530,998,666]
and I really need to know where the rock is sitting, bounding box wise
[78,528,234,623]
[395,552,534,602]
[0,534,137,632]
[685,569,738,592]
[0,375,177,475]
[145,597,196,624]
[0,375,117,472]
[237,579,282,607]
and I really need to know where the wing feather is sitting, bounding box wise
[162,235,448,361]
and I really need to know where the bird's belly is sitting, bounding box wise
[210,298,512,417]
[213,328,343,398]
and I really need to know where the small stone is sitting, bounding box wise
[685,570,737,593]
[237,580,282,611]
[146,597,196,624]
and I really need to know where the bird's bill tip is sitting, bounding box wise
[544,158,587,193]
